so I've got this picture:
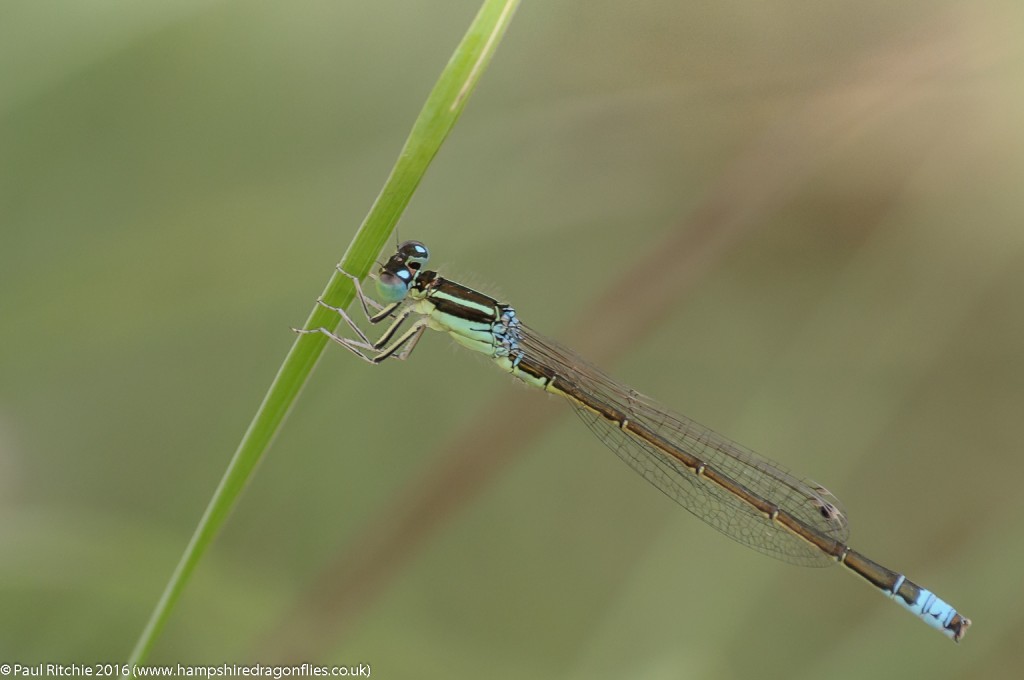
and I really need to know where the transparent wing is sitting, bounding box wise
[517,324,849,567]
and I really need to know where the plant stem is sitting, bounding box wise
[124,0,520,671]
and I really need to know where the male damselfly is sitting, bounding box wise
[296,241,970,642]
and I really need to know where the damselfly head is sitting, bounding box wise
[395,241,430,272]
[376,241,429,302]
[376,261,415,302]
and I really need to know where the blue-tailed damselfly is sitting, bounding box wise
[296,240,970,642]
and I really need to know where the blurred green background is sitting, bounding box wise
[2,1,1022,678]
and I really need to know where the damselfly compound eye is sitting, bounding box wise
[396,241,430,271]
[376,266,413,303]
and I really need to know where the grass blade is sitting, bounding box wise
[124,0,520,669]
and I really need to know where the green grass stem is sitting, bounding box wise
[124,0,520,670]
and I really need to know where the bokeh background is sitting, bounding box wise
[2,1,1022,678]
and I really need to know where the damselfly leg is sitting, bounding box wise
[299,240,971,642]
[294,264,428,364]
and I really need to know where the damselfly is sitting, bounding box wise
[296,240,970,642]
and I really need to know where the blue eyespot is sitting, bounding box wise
[397,241,430,270]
